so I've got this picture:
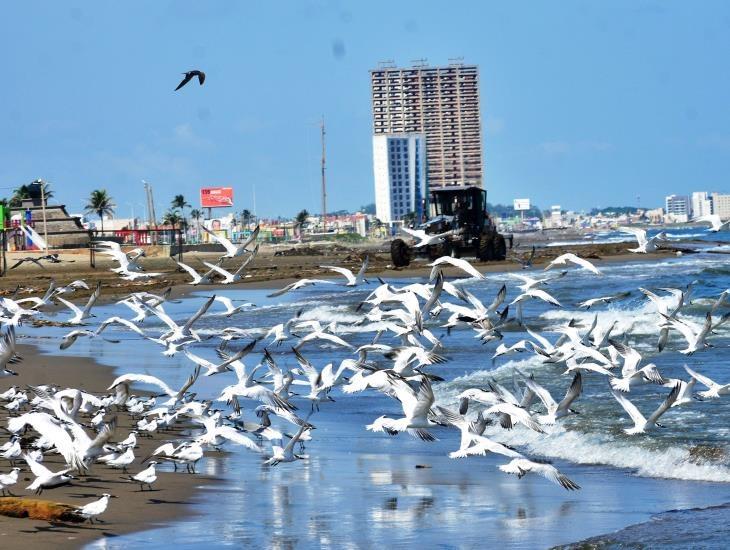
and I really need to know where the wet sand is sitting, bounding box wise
[0,240,678,301]
[0,344,220,550]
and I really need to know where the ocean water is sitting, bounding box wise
[17,252,730,548]
[544,225,730,248]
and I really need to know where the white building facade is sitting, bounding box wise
[665,194,690,222]
[373,133,427,224]
[691,191,712,219]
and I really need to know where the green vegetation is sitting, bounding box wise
[84,189,115,233]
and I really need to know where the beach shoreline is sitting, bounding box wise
[0,343,220,550]
[0,240,682,303]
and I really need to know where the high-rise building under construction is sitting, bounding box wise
[370,62,483,191]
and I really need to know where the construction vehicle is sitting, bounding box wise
[390,185,507,267]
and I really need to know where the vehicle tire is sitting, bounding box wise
[390,238,411,267]
[477,232,494,261]
[493,234,507,261]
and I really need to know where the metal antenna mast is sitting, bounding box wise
[320,116,327,231]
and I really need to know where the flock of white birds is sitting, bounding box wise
[0,222,728,525]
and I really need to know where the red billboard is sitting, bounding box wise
[200,187,234,208]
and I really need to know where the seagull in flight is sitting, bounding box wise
[202,225,259,259]
[694,214,730,232]
[618,227,667,253]
[320,256,369,286]
[55,282,101,325]
[684,365,730,399]
[428,256,485,280]
[267,278,334,298]
[544,253,601,275]
[612,383,681,434]
[499,458,581,491]
[400,226,452,248]
[175,70,206,91]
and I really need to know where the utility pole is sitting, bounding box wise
[37,179,49,252]
[143,180,158,244]
[320,116,327,232]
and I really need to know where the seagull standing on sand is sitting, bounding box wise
[76,493,113,523]
[0,467,20,496]
[129,461,158,491]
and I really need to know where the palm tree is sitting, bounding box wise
[295,209,309,239]
[84,189,115,234]
[296,209,309,225]
[162,209,183,246]
[171,195,191,240]
[10,180,54,207]
[240,209,252,227]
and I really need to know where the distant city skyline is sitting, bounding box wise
[4,2,730,217]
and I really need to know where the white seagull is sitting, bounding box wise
[544,253,602,275]
[612,384,680,434]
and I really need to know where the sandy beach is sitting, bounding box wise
[0,344,220,550]
[0,238,679,302]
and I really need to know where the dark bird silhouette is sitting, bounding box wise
[10,254,71,270]
[175,70,206,91]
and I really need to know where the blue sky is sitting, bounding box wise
[3,1,730,217]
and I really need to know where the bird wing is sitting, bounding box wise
[639,287,669,315]
[239,225,260,251]
[214,425,262,452]
[619,226,647,246]
[557,372,582,412]
[9,413,81,470]
[175,260,202,283]
[177,365,201,398]
[683,365,717,390]
[527,289,561,307]
[320,265,355,285]
[107,373,176,397]
[524,378,558,411]
[646,384,681,425]
[661,314,697,346]
[175,72,194,90]
[81,282,101,316]
[201,225,237,256]
[233,244,260,275]
[532,461,581,490]
[568,254,601,274]
[182,295,215,332]
[267,282,297,298]
[611,390,646,426]
[203,261,233,279]
[55,296,82,318]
